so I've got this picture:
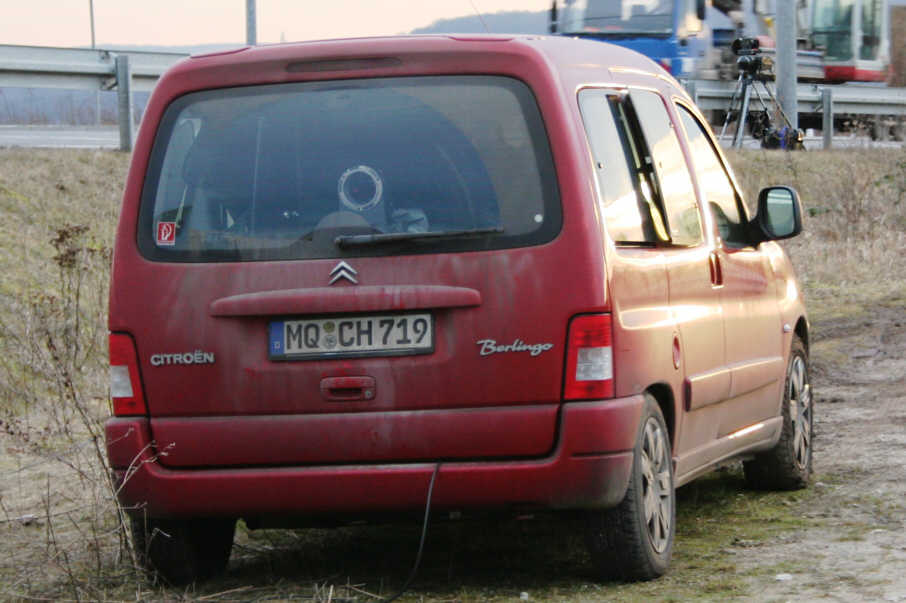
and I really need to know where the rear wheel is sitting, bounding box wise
[744,336,812,490]
[586,395,674,581]
[131,515,235,585]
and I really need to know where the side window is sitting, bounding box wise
[683,0,703,33]
[629,90,703,246]
[676,105,749,247]
[608,96,671,243]
[578,90,663,244]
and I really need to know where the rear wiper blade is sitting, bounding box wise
[335,227,503,248]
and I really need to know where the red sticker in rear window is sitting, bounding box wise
[156,222,176,246]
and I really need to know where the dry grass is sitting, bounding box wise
[0,146,904,600]
[0,149,134,600]
[727,148,906,322]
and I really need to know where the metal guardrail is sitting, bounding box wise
[4,43,906,150]
[0,44,186,92]
[686,78,906,116]
[686,78,906,149]
[0,44,186,150]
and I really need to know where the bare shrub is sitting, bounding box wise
[0,150,142,599]
[0,223,140,600]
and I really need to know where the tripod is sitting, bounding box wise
[719,69,779,149]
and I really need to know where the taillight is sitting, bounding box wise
[564,314,614,401]
[109,333,147,416]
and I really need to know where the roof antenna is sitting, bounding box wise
[469,0,491,33]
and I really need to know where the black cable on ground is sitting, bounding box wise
[382,462,441,603]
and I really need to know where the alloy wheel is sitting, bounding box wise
[789,355,812,469]
[640,418,672,553]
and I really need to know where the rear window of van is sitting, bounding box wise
[138,75,561,261]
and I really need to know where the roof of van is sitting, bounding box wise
[156,34,679,98]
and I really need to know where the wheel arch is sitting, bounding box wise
[794,316,809,355]
[645,383,675,449]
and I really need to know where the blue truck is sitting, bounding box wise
[549,0,716,78]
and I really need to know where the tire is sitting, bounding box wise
[586,395,675,581]
[744,336,813,490]
[131,515,235,585]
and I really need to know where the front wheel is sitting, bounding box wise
[744,335,813,490]
[586,395,675,581]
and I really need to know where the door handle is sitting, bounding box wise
[709,251,723,287]
[320,376,376,401]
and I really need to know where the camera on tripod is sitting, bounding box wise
[731,37,773,79]
[720,37,803,150]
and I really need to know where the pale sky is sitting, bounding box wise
[3,1,550,48]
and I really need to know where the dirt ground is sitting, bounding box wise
[738,297,906,602]
[2,303,905,602]
[3,302,905,602]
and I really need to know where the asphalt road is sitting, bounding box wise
[0,125,121,149]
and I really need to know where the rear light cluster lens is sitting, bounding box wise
[109,333,147,416]
[564,314,614,400]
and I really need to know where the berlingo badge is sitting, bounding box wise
[476,339,554,357]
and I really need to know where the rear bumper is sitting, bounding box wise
[105,395,644,518]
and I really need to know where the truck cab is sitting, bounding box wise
[552,0,712,77]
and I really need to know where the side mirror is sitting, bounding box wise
[696,0,706,21]
[753,185,802,241]
[550,1,559,34]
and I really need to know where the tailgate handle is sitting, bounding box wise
[320,376,376,402]
[210,285,481,317]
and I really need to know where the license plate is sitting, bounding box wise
[269,313,434,360]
